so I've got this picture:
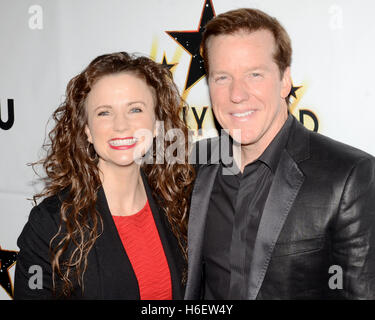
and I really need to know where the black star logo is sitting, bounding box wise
[289,84,302,99]
[166,0,215,92]
[161,52,178,71]
[0,246,18,298]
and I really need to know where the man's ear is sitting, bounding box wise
[85,125,93,143]
[280,67,292,99]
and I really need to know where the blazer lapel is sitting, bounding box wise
[140,170,184,299]
[185,163,220,299]
[247,150,304,299]
[95,186,140,299]
[247,118,309,299]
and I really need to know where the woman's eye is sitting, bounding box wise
[97,111,109,116]
[130,107,142,113]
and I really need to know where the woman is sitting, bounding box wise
[14,52,195,299]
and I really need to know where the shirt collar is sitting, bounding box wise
[258,113,294,172]
[220,113,294,174]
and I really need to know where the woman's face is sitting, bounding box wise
[85,72,156,170]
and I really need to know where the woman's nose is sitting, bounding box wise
[112,113,129,132]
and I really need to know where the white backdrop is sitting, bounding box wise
[1,0,375,300]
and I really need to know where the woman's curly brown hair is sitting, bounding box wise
[32,52,195,296]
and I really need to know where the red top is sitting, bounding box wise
[112,201,172,300]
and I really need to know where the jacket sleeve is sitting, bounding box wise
[332,156,375,299]
[14,204,57,299]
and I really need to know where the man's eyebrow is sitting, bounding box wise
[209,70,229,77]
[245,65,270,72]
[210,65,270,74]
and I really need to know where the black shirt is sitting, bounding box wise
[203,115,293,299]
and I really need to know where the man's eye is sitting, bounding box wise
[251,73,261,78]
[215,76,228,83]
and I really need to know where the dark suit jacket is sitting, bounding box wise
[14,171,185,299]
[185,116,375,299]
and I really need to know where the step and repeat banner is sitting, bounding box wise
[1,0,375,299]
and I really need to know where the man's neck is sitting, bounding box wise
[236,112,288,172]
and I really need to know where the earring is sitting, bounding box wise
[86,143,98,162]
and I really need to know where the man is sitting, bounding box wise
[185,8,375,299]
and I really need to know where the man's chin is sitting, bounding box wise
[229,132,257,147]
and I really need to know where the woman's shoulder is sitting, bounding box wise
[17,190,69,252]
[28,189,69,226]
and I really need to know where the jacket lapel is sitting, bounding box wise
[185,163,219,299]
[247,118,309,299]
[140,170,184,299]
[95,186,140,299]
[94,171,185,299]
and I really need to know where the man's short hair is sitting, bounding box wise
[201,8,292,79]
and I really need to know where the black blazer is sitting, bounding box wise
[185,115,375,299]
[14,171,185,299]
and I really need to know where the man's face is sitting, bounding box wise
[207,29,291,152]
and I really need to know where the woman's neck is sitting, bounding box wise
[99,162,147,216]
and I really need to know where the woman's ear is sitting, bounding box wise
[85,125,93,143]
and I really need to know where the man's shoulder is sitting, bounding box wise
[287,117,374,167]
[289,124,375,184]
[308,129,374,166]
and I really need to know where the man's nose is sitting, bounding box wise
[229,79,249,104]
